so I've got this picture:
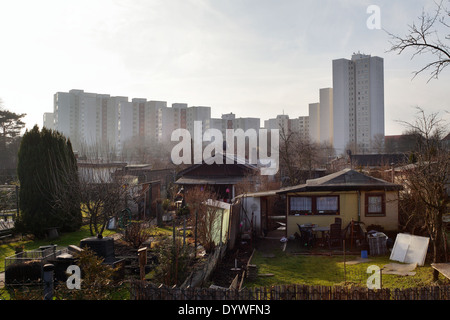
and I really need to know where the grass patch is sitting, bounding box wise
[152,225,174,237]
[244,250,450,289]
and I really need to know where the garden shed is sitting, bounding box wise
[234,190,286,238]
[175,153,258,203]
[277,168,403,238]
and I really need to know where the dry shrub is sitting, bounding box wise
[183,186,221,253]
[123,222,154,249]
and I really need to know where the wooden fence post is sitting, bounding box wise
[138,247,147,281]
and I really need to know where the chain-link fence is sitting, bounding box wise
[4,245,68,285]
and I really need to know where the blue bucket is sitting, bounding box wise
[361,250,368,259]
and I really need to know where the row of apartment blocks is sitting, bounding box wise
[43,89,310,154]
[43,52,384,156]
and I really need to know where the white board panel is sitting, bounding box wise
[390,233,409,262]
[404,235,429,266]
[389,233,430,266]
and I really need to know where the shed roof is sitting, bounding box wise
[351,153,408,167]
[277,168,403,194]
[175,152,259,185]
[234,189,281,198]
[175,176,247,185]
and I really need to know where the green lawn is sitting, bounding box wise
[244,250,450,289]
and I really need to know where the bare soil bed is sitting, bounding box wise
[113,235,257,288]
[209,240,254,288]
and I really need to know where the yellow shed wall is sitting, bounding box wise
[359,190,399,232]
[286,190,399,237]
[286,191,359,237]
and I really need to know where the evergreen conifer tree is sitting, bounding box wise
[16,126,81,238]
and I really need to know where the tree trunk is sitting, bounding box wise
[432,216,448,281]
[89,214,94,236]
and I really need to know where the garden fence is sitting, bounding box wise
[130,281,450,300]
[2,279,450,300]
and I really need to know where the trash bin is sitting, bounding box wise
[368,232,388,256]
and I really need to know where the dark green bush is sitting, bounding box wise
[5,260,42,284]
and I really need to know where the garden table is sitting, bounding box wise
[312,226,330,246]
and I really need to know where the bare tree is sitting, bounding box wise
[47,157,136,237]
[397,107,449,280]
[386,3,449,278]
[316,141,336,168]
[234,170,281,197]
[78,140,119,162]
[387,0,450,81]
[119,135,175,167]
[78,164,134,236]
[371,133,386,154]
[183,185,221,253]
[278,127,299,186]
[279,126,323,186]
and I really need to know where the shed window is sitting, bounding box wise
[316,196,339,213]
[289,195,339,215]
[365,193,385,216]
[290,197,312,213]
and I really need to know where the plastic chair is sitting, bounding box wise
[297,224,315,248]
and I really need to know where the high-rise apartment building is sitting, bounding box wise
[319,88,333,145]
[186,106,211,137]
[234,117,260,132]
[117,99,133,151]
[146,100,168,144]
[52,90,136,154]
[53,90,103,151]
[264,114,289,133]
[332,53,384,154]
[211,113,239,137]
[308,88,333,145]
[289,116,310,140]
[105,96,129,152]
[131,98,148,140]
[210,118,224,132]
[308,103,320,143]
[43,112,54,130]
[264,114,309,141]
[172,103,188,130]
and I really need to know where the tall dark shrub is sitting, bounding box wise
[16,126,81,238]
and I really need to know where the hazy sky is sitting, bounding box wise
[0,0,449,135]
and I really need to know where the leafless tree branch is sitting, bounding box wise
[396,107,449,278]
[386,0,450,82]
